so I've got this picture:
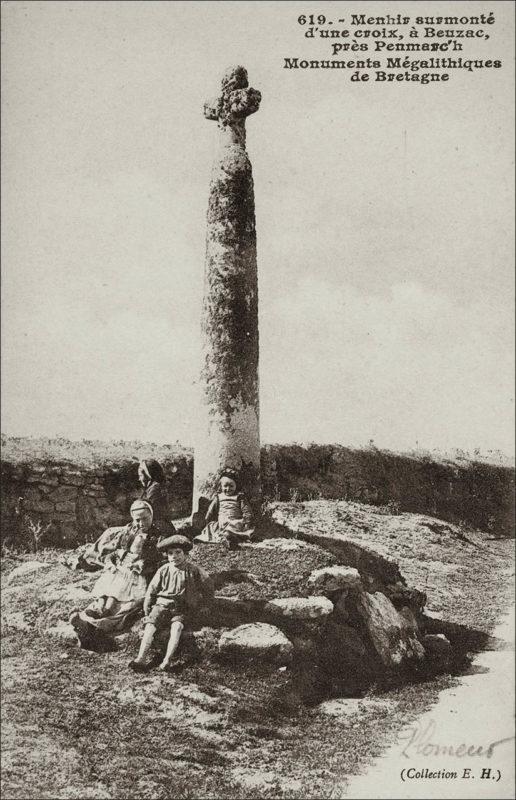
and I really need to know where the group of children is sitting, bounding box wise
[76,468,254,673]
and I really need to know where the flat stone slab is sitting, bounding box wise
[308,566,362,592]
[218,622,293,664]
[264,596,334,620]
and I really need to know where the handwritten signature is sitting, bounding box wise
[398,719,515,759]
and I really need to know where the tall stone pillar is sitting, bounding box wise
[192,66,262,516]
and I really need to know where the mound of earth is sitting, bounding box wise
[1,499,513,800]
[194,538,337,600]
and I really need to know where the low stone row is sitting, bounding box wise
[215,564,451,673]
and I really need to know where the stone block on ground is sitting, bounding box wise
[218,623,293,664]
[264,596,333,620]
[212,595,265,625]
[308,565,362,593]
[356,591,425,669]
[317,620,372,692]
[386,583,427,613]
[333,592,350,620]
[423,633,452,667]
[398,605,419,632]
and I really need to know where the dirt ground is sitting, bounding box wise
[1,500,514,799]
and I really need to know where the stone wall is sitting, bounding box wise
[261,444,515,537]
[1,443,513,550]
[1,457,193,550]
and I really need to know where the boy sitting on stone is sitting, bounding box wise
[129,535,213,673]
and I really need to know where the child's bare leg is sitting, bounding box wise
[133,623,157,665]
[158,620,184,670]
[103,596,117,612]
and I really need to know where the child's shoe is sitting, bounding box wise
[128,660,151,673]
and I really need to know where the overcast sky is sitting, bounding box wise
[1,1,514,455]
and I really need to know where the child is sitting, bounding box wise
[194,471,255,547]
[129,535,214,672]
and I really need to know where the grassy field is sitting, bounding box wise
[1,500,514,799]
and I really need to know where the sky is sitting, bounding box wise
[1,1,514,456]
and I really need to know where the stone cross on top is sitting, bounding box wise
[204,65,261,147]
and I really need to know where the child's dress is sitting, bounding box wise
[91,532,148,602]
[194,493,254,544]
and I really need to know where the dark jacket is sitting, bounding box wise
[141,481,175,536]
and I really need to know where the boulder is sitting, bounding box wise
[218,623,293,664]
[333,593,350,620]
[398,605,419,632]
[423,633,452,667]
[317,620,373,693]
[264,596,333,620]
[308,566,361,593]
[386,584,427,613]
[356,591,425,669]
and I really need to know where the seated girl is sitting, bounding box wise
[194,471,255,547]
[69,500,164,641]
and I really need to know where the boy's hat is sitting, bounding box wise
[157,534,193,552]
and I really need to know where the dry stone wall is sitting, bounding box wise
[261,444,515,536]
[1,442,513,550]
[1,458,193,550]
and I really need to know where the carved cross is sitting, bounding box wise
[204,65,261,147]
